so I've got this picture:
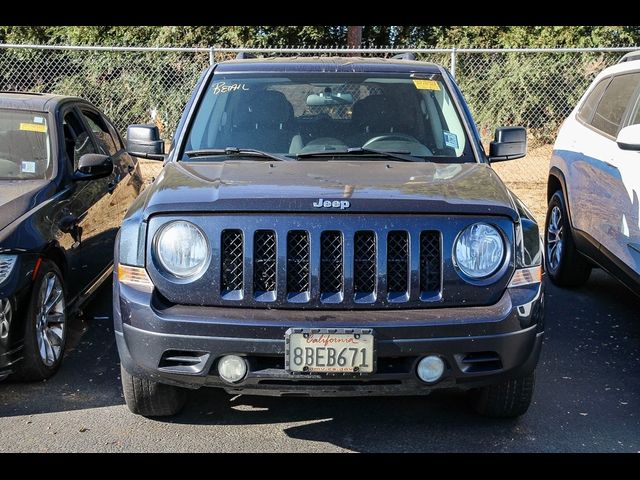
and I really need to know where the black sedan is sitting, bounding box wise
[0,92,143,381]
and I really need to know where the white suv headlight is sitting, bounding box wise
[454,223,505,279]
[154,221,210,279]
[0,255,17,285]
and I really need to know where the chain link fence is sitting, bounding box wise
[0,44,637,222]
[0,44,211,140]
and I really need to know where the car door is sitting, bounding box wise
[572,71,640,273]
[599,77,640,275]
[56,105,116,299]
[77,105,143,245]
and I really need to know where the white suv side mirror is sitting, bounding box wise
[616,124,640,151]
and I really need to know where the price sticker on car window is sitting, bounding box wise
[19,122,47,133]
[413,79,440,91]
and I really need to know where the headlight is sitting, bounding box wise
[0,255,17,285]
[154,221,210,279]
[454,223,505,279]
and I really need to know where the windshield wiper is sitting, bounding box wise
[185,147,292,162]
[296,147,422,162]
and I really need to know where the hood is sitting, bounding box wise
[143,160,518,220]
[0,180,52,233]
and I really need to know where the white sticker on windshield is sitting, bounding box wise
[21,161,36,173]
[443,131,459,149]
[33,116,45,124]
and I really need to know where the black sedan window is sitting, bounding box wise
[0,109,52,180]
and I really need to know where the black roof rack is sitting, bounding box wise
[392,52,417,61]
[618,50,640,63]
[236,52,257,60]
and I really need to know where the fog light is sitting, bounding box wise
[217,355,247,383]
[417,355,445,383]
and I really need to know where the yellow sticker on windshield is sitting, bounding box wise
[412,79,440,91]
[19,122,47,133]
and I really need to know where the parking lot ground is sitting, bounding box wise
[0,269,638,453]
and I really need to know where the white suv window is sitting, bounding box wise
[628,91,640,127]
[591,72,640,137]
[577,77,609,124]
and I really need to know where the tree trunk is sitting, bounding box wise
[347,26,363,48]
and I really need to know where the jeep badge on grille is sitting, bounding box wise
[312,198,351,210]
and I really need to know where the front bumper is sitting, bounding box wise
[0,258,37,379]
[115,280,544,396]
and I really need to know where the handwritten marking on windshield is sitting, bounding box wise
[212,82,250,94]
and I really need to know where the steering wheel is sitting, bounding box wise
[362,134,421,147]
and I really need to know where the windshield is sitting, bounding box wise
[180,72,475,162]
[0,109,52,180]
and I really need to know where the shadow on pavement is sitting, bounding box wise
[169,388,525,452]
[0,282,123,417]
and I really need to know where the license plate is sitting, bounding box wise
[285,328,375,374]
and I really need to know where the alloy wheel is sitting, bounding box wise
[0,298,11,339]
[547,205,564,273]
[35,272,66,367]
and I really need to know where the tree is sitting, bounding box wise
[347,26,363,48]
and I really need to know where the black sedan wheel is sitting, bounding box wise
[12,260,68,381]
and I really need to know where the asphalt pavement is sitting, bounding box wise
[0,269,638,452]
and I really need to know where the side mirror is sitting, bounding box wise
[73,153,113,181]
[126,124,165,160]
[616,124,640,151]
[489,127,527,162]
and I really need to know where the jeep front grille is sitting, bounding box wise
[213,223,441,307]
[147,214,515,310]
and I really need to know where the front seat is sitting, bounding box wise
[227,90,295,153]
[348,95,398,146]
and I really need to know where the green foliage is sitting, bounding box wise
[455,50,623,145]
[2,25,639,49]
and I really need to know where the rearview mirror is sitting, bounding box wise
[489,127,527,162]
[616,124,640,151]
[73,153,113,181]
[306,92,354,107]
[127,124,165,160]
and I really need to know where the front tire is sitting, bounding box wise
[121,366,187,417]
[545,191,592,287]
[12,260,68,381]
[469,373,535,418]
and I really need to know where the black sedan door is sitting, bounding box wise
[76,106,143,246]
[57,106,116,300]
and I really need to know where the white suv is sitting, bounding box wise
[546,51,640,295]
